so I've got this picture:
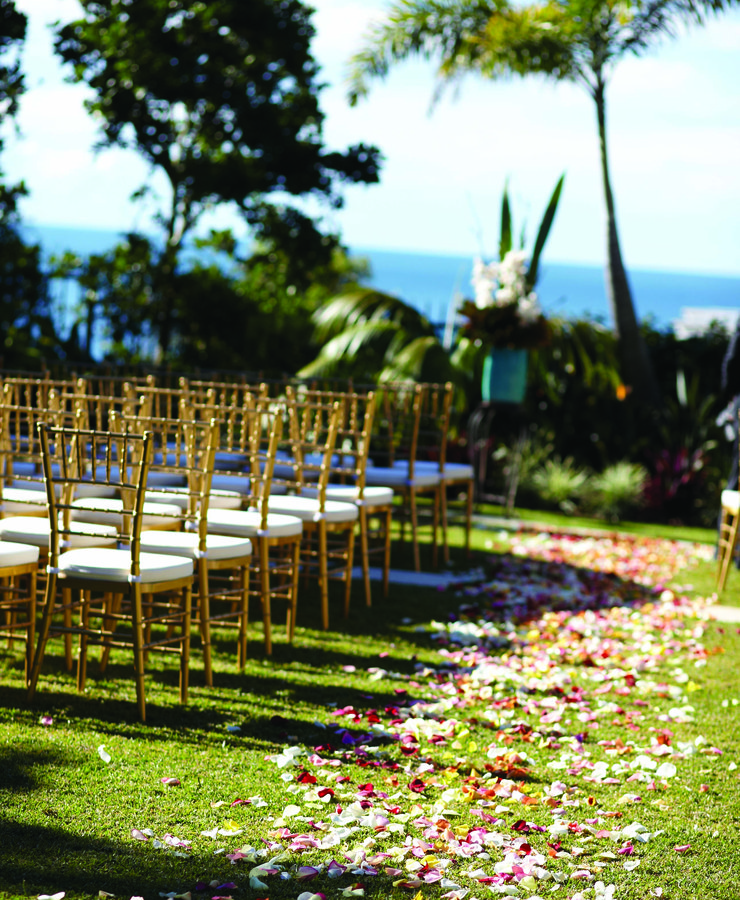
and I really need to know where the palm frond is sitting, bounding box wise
[526,173,565,290]
[311,288,432,342]
[347,0,503,105]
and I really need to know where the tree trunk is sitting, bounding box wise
[594,79,660,407]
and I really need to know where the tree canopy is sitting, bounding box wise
[53,0,382,361]
[347,0,738,404]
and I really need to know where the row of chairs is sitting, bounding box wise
[0,372,474,720]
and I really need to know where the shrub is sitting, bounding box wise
[584,461,648,522]
[527,457,591,514]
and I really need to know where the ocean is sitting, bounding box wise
[24,224,740,340]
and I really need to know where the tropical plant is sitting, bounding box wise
[526,456,591,514]
[584,461,648,522]
[459,175,563,349]
[347,0,739,406]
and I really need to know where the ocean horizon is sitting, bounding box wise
[23,223,740,336]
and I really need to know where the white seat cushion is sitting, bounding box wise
[267,494,359,523]
[210,474,251,495]
[2,486,46,506]
[57,548,193,584]
[140,530,252,561]
[365,464,440,488]
[722,489,740,515]
[302,485,394,507]
[399,460,474,481]
[74,483,119,499]
[72,498,183,528]
[0,539,39,568]
[0,516,117,549]
[145,487,242,510]
[206,508,303,539]
[93,465,185,488]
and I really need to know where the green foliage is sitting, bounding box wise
[53,0,382,361]
[0,3,60,369]
[527,456,591,513]
[583,460,648,522]
[346,0,739,405]
[300,286,459,384]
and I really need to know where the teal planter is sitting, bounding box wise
[482,347,528,403]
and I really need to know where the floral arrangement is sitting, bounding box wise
[457,175,564,351]
[458,249,551,350]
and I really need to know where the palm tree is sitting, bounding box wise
[347,0,737,406]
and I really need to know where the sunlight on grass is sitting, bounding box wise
[0,514,737,900]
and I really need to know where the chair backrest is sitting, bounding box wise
[0,386,74,497]
[368,382,424,474]
[415,382,454,472]
[287,386,376,496]
[38,423,154,579]
[0,375,87,410]
[279,395,342,505]
[110,408,220,550]
[184,390,287,528]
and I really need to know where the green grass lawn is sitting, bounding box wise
[1,509,739,900]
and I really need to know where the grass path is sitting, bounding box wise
[1,516,738,900]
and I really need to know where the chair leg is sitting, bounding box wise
[359,506,372,608]
[27,572,58,699]
[197,559,213,688]
[319,522,329,630]
[431,487,440,570]
[409,489,421,572]
[77,590,90,693]
[99,592,119,673]
[383,507,392,598]
[343,526,356,619]
[440,481,449,566]
[718,507,740,592]
[289,539,300,642]
[25,568,37,686]
[180,584,191,704]
[237,562,249,670]
[259,540,273,656]
[62,587,73,671]
[131,584,147,723]
[464,478,473,558]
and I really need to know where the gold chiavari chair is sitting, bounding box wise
[288,387,390,607]
[364,382,441,572]
[190,392,303,654]
[115,408,252,686]
[266,395,359,628]
[27,422,198,721]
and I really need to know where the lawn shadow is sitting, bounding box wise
[0,818,252,899]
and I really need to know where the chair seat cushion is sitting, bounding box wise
[206,508,303,539]
[267,494,359,523]
[0,516,118,549]
[210,474,251,495]
[365,464,440,488]
[399,460,474,481]
[2,487,46,506]
[140,530,252,561]
[145,486,243,510]
[93,465,185,488]
[722,489,740,515]
[57,548,193,584]
[302,485,394,507]
[71,498,183,528]
[0,539,39,568]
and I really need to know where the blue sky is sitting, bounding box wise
[4,0,740,275]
